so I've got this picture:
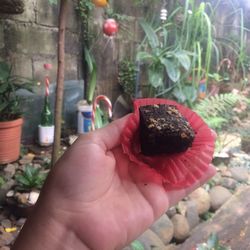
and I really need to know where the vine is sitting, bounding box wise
[76,0,96,102]
[76,0,94,47]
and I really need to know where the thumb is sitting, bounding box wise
[79,114,131,151]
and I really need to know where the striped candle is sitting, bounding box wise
[45,76,50,97]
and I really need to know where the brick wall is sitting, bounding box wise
[0,0,82,84]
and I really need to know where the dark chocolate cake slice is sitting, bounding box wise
[139,104,195,155]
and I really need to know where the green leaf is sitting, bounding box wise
[207,232,219,248]
[35,177,45,189]
[175,51,191,71]
[204,117,221,128]
[94,107,104,129]
[148,67,164,88]
[86,64,97,104]
[161,58,180,82]
[139,20,159,49]
[0,83,8,94]
[0,102,8,113]
[131,240,144,250]
[173,88,186,103]
[84,48,97,104]
[0,62,10,81]
[25,166,35,181]
[48,0,57,5]
[136,51,153,62]
[16,175,31,186]
[173,85,197,105]
[0,176,5,188]
[183,85,197,103]
[84,47,94,73]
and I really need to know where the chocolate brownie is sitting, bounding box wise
[139,104,195,155]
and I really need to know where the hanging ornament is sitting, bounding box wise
[44,63,52,70]
[103,18,119,37]
[92,0,108,8]
[160,8,168,22]
[160,0,168,22]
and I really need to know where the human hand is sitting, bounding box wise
[13,115,216,250]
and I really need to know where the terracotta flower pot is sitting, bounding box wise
[0,118,23,164]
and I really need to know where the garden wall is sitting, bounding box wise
[0,0,82,84]
[1,0,250,142]
[0,0,160,101]
[1,1,250,99]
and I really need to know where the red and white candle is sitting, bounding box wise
[45,76,50,97]
[43,63,52,97]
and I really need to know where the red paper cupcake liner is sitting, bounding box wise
[121,98,216,190]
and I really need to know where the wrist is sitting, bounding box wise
[12,196,89,250]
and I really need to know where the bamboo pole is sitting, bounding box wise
[52,0,70,166]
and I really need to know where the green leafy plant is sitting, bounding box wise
[15,165,47,190]
[160,0,217,91]
[209,0,250,85]
[194,93,249,130]
[118,60,137,98]
[196,233,231,250]
[135,0,224,103]
[172,1,215,84]
[136,20,191,97]
[145,0,250,103]
[0,62,33,121]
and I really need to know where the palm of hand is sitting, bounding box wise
[49,140,169,249]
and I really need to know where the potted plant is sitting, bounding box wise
[0,62,33,164]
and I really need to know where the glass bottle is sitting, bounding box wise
[40,95,53,126]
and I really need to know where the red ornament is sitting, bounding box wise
[103,18,118,37]
[44,63,52,70]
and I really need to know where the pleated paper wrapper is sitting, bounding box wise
[121,98,216,190]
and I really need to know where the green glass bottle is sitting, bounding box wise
[41,96,53,126]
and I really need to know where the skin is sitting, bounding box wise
[12,115,216,250]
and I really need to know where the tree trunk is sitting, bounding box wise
[0,0,24,14]
[52,0,70,166]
